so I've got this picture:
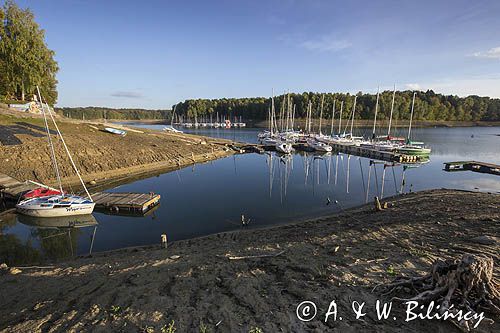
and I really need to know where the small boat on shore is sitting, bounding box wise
[104,127,127,136]
[163,126,183,134]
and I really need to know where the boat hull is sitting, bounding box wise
[396,147,431,156]
[16,203,96,217]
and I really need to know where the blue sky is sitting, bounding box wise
[15,0,500,108]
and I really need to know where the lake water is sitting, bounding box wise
[1,126,499,265]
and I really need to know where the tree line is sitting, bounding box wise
[56,107,171,120]
[174,90,500,122]
[0,0,58,105]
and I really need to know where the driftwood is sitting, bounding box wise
[228,250,285,260]
[373,254,499,331]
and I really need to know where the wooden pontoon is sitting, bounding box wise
[443,161,500,176]
[92,192,161,214]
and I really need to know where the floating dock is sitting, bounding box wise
[443,161,500,176]
[92,192,161,214]
[329,142,422,163]
[0,173,36,200]
[248,142,422,163]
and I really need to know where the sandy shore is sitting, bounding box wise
[1,189,498,332]
[0,110,236,190]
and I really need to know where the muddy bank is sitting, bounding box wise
[0,189,498,332]
[0,111,236,189]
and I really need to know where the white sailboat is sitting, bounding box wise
[16,87,95,217]
[396,92,432,156]
[307,139,333,152]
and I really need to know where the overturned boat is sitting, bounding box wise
[104,127,127,136]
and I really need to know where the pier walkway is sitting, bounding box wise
[0,173,36,200]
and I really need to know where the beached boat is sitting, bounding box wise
[104,127,127,136]
[16,87,95,218]
[163,126,183,133]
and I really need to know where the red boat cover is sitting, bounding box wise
[23,187,63,199]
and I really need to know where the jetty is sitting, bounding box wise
[443,161,500,176]
[329,142,422,163]
[92,192,161,214]
[0,173,36,200]
[242,143,423,163]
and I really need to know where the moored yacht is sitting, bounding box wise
[16,195,95,217]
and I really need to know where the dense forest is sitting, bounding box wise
[0,1,58,104]
[174,90,500,122]
[55,107,171,120]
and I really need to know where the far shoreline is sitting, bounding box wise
[110,118,500,128]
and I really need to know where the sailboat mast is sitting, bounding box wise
[285,92,292,132]
[330,99,336,136]
[271,90,275,135]
[338,101,343,134]
[37,87,63,193]
[350,96,357,136]
[387,84,396,137]
[318,94,324,135]
[307,102,312,134]
[408,92,416,140]
[372,87,380,140]
[38,88,93,201]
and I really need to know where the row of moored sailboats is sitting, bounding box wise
[258,87,431,157]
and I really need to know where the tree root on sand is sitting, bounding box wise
[373,254,499,332]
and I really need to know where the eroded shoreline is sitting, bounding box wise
[1,189,498,332]
[0,112,237,191]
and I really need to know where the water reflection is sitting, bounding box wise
[265,150,427,207]
[0,214,98,266]
[2,126,499,263]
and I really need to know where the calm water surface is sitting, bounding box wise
[2,126,499,264]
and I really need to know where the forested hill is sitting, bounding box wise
[173,90,500,122]
[55,107,171,120]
